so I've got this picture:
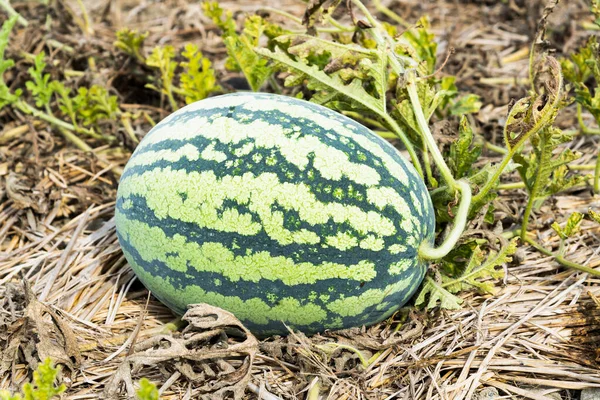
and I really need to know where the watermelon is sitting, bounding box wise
[115,92,435,337]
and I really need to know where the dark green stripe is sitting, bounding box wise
[116,193,416,269]
[118,228,421,304]
[119,228,425,337]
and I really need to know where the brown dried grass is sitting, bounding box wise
[1,0,600,399]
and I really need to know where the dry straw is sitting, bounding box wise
[1,0,600,399]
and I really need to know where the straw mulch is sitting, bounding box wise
[1,0,600,399]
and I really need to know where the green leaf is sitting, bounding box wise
[223,34,271,91]
[449,115,482,179]
[0,16,20,110]
[25,52,54,108]
[592,0,600,26]
[72,85,119,126]
[50,81,77,127]
[136,378,159,400]
[561,37,600,125]
[145,45,178,109]
[146,45,177,92]
[560,37,596,84]
[394,79,438,142]
[114,28,148,61]
[589,209,600,224]
[396,16,437,75]
[281,34,388,109]
[544,165,589,198]
[0,16,17,75]
[202,2,273,91]
[202,1,236,36]
[449,94,482,116]
[258,46,386,116]
[302,0,343,32]
[0,359,65,400]
[552,212,584,240]
[178,43,220,103]
[515,126,583,203]
[443,239,516,294]
[0,84,20,110]
[415,276,463,310]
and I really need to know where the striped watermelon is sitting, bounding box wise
[115,93,435,337]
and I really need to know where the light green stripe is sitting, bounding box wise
[127,254,328,326]
[389,259,412,275]
[200,143,227,162]
[410,191,423,217]
[137,94,258,151]
[325,271,418,317]
[388,244,408,254]
[137,115,211,151]
[143,116,381,186]
[367,186,418,246]
[126,143,200,169]
[117,214,377,285]
[118,167,396,245]
[243,100,411,185]
[139,95,412,187]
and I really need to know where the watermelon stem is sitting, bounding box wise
[419,180,472,260]
[405,69,458,192]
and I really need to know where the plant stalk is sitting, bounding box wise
[381,113,424,178]
[523,235,600,277]
[473,84,561,206]
[497,181,526,190]
[520,130,551,239]
[595,147,600,194]
[15,100,113,141]
[350,0,415,75]
[371,0,410,28]
[419,180,472,260]
[577,103,600,135]
[484,141,508,155]
[0,0,28,26]
[406,69,458,192]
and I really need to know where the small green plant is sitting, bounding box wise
[179,43,220,103]
[561,35,600,193]
[113,27,221,110]
[560,1,600,193]
[202,1,280,92]
[145,45,178,110]
[0,359,66,400]
[143,43,221,109]
[136,378,159,400]
[415,239,517,310]
[590,209,600,224]
[114,28,148,62]
[0,17,137,148]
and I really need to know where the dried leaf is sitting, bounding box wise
[5,173,48,214]
[0,281,80,381]
[415,277,463,310]
[105,304,258,400]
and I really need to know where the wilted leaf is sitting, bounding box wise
[415,277,463,310]
[449,116,482,179]
[443,238,516,294]
[105,304,258,400]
